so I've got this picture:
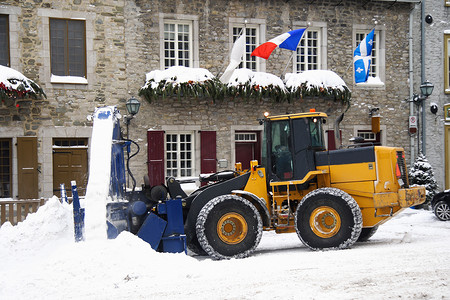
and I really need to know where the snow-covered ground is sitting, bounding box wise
[0,197,449,300]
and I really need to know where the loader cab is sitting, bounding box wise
[262,112,327,183]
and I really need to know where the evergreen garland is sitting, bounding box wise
[0,78,46,106]
[139,75,352,104]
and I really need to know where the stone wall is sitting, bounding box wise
[0,0,417,197]
[421,0,450,189]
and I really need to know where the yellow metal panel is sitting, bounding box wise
[398,186,426,207]
[243,164,269,203]
[374,147,401,193]
[360,206,404,227]
[329,163,376,184]
[267,112,327,121]
[373,193,400,208]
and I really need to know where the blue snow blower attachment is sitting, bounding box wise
[137,198,187,253]
[93,106,186,253]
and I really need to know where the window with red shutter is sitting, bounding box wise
[147,130,165,186]
[200,131,216,174]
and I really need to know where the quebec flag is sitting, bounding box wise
[353,29,374,83]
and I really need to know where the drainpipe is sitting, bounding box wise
[421,0,426,155]
[409,5,415,163]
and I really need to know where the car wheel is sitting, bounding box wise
[434,200,450,221]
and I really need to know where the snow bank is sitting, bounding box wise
[1,208,449,299]
[227,68,285,89]
[285,70,348,91]
[0,196,73,259]
[144,66,215,89]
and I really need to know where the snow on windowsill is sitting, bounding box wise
[51,74,88,85]
[355,76,385,88]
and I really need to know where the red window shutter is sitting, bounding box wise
[147,130,165,186]
[200,131,216,174]
[326,130,342,151]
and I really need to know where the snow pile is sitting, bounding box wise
[227,68,285,89]
[143,66,215,89]
[285,70,348,92]
[1,207,450,299]
[0,196,73,258]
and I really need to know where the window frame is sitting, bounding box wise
[0,14,10,67]
[0,6,20,70]
[295,28,321,72]
[353,125,386,146]
[353,25,385,87]
[445,33,450,94]
[292,21,327,73]
[159,13,199,70]
[0,138,12,198]
[165,132,195,178]
[163,20,193,69]
[49,18,87,79]
[232,25,259,71]
[38,8,94,86]
[229,18,266,72]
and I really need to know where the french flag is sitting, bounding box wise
[251,28,307,60]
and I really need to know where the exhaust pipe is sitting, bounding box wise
[334,113,344,149]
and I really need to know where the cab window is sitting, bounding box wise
[270,120,293,180]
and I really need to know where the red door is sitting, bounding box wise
[235,143,255,170]
[235,131,261,170]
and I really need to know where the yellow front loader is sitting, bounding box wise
[177,111,425,259]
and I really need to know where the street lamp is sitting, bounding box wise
[124,96,141,139]
[124,96,141,191]
[420,80,434,98]
[412,80,434,155]
[126,96,141,117]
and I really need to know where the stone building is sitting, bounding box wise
[0,0,423,199]
[410,0,450,190]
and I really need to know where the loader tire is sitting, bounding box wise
[295,188,362,250]
[196,194,263,260]
[357,226,379,242]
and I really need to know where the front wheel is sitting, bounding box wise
[196,194,263,260]
[295,188,362,250]
[434,200,450,221]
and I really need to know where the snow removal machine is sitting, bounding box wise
[94,106,426,260]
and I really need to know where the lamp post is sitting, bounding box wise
[413,80,434,155]
[125,96,141,139]
[124,96,141,190]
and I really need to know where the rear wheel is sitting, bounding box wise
[196,194,263,260]
[295,188,362,250]
[434,200,450,221]
[357,226,379,242]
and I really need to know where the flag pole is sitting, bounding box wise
[280,25,308,79]
[281,52,295,79]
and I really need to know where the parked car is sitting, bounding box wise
[431,191,450,221]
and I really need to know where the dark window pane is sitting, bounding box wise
[50,18,86,77]
[0,15,9,66]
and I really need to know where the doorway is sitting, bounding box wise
[235,131,261,170]
[53,138,88,196]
